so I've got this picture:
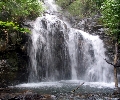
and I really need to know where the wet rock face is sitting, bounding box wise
[0,54,28,87]
[72,15,105,36]
[0,33,29,87]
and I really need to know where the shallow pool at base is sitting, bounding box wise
[13,80,117,94]
[9,80,120,100]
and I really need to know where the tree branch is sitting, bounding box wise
[104,58,120,67]
[104,58,114,66]
[71,82,84,93]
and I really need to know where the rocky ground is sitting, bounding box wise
[0,88,120,100]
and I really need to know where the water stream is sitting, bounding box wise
[28,0,113,83]
[14,0,117,98]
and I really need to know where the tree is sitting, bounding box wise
[0,0,44,47]
[0,0,44,33]
[101,0,120,87]
[0,0,44,21]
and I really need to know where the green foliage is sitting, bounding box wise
[56,0,70,8]
[0,0,44,34]
[0,0,44,21]
[92,0,104,7]
[101,0,120,40]
[0,21,30,34]
[56,0,103,18]
[67,0,81,17]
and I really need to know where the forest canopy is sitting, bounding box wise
[101,0,120,41]
[0,0,44,34]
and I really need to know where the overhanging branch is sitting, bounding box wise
[104,58,120,67]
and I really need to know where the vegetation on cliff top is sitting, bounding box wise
[56,0,104,18]
[0,0,44,34]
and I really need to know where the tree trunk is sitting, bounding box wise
[114,42,118,88]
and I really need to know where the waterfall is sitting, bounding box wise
[28,0,113,83]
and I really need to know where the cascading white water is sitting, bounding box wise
[66,28,113,82]
[69,29,113,82]
[68,29,79,80]
[28,0,113,83]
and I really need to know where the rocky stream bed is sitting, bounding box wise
[0,85,120,100]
